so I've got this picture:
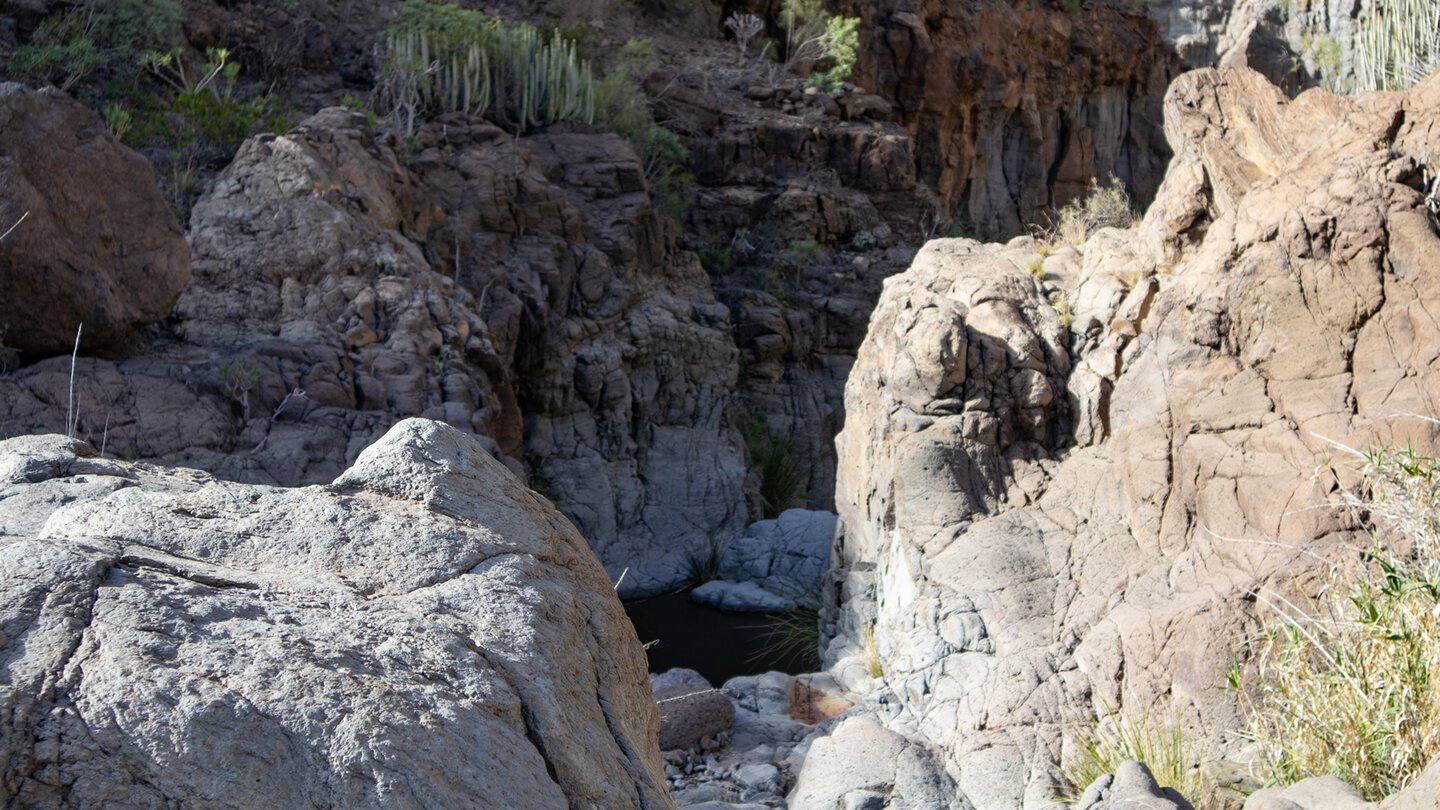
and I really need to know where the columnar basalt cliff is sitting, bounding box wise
[834,0,1179,237]
[827,66,1440,806]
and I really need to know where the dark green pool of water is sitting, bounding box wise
[623,590,815,685]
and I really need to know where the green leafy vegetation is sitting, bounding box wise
[7,0,183,93]
[218,357,261,423]
[7,0,291,222]
[1354,0,1440,92]
[741,417,806,519]
[123,46,290,218]
[780,0,859,89]
[1235,441,1440,799]
[377,0,595,135]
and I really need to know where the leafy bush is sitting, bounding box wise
[8,0,182,93]
[1235,441,1440,799]
[780,0,859,88]
[377,0,595,135]
[121,48,290,220]
[1354,0,1440,92]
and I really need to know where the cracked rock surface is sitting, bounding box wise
[826,66,1440,807]
[0,419,674,809]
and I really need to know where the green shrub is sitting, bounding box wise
[1354,0,1440,92]
[780,0,859,88]
[1235,441,1440,799]
[377,1,595,135]
[741,417,806,519]
[217,357,261,423]
[8,0,182,92]
[123,48,290,220]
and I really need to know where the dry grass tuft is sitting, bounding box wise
[1061,704,1213,807]
[1236,440,1440,799]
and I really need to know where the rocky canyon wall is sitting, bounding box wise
[827,65,1440,806]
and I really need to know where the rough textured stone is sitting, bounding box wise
[1244,775,1373,810]
[652,669,736,752]
[825,66,1440,808]
[0,83,190,355]
[788,717,967,810]
[0,418,673,808]
[828,0,1177,237]
[690,509,836,610]
[1076,761,1194,810]
[1381,757,1440,810]
[0,109,747,597]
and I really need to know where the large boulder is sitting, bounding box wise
[0,83,190,355]
[0,419,675,809]
[825,66,1440,806]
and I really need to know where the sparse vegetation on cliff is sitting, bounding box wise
[1040,176,1136,246]
[1235,440,1440,799]
[779,0,859,90]
[7,0,182,93]
[378,0,595,135]
[741,417,806,519]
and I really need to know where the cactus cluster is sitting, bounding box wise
[383,18,594,134]
[1354,0,1440,92]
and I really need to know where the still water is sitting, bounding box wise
[623,590,816,684]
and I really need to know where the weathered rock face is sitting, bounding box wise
[1147,0,1365,90]
[788,716,963,810]
[831,0,1179,237]
[0,108,746,597]
[0,83,190,356]
[827,65,1440,806]
[0,419,674,809]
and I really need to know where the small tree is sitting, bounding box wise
[780,0,859,90]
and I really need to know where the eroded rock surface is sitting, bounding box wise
[0,108,746,596]
[0,419,674,809]
[826,66,1440,806]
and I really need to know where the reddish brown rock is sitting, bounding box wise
[0,83,190,356]
[834,0,1180,236]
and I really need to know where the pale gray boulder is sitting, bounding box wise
[1243,775,1373,810]
[0,419,674,809]
[690,509,836,611]
[788,717,968,810]
[691,579,800,611]
[1075,761,1194,810]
